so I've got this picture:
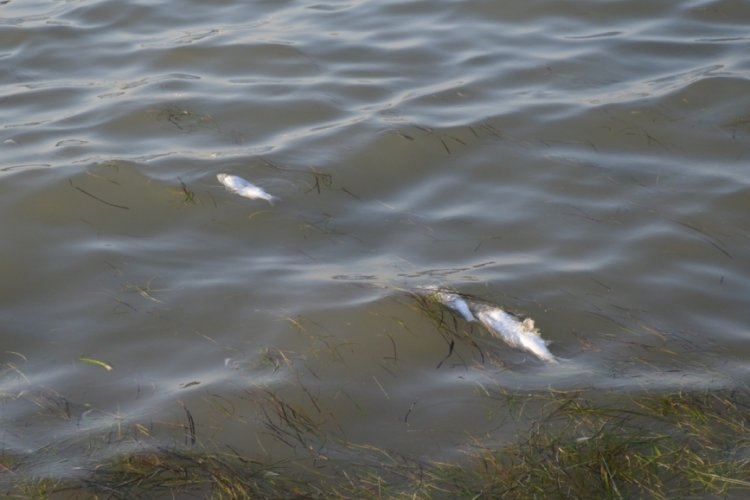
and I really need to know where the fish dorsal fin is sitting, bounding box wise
[522,318,535,330]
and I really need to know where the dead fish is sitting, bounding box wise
[217,173,278,204]
[472,304,558,364]
[425,286,476,322]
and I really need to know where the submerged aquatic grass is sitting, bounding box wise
[445,389,750,500]
[2,385,748,498]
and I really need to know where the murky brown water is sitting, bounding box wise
[2,0,749,482]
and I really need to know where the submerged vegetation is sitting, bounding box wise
[2,293,746,498]
[451,389,750,499]
[1,386,748,498]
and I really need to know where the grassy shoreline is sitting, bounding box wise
[3,387,748,499]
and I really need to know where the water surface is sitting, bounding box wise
[1,0,749,481]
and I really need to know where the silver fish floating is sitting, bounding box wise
[217,173,278,204]
[472,304,558,364]
[429,288,477,322]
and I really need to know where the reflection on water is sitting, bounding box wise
[1,0,750,492]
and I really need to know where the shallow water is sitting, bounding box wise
[1,0,750,480]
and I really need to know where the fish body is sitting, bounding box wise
[473,304,558,364]
[217,173,277,204]
[422,286,476,322]
[434,291,477,322]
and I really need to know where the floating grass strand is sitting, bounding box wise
[69,179,129,210]
[79,356,113,371]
